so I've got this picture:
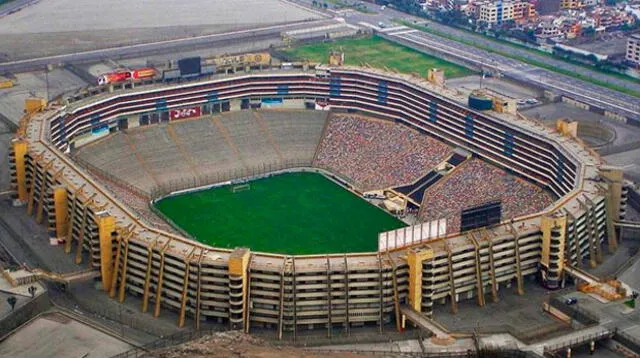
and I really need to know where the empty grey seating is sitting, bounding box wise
[73,110,329,195]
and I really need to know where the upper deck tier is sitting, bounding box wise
[18,65,608,269]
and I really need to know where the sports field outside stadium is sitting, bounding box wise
[281,35,473,79]
[154,172,406,255]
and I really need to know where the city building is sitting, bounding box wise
[478,1,516,25]
[626,33,640,64]
[513,1,537,21]
[560,0,584,10]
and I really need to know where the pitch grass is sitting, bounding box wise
[154,172,406,255]
[282,35,473,79]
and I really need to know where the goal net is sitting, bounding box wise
[231,184,250,193]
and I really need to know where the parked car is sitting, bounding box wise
[525,98,538,105]
[565,297,578,305]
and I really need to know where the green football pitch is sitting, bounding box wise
[281,35,473,79]
[154,172,406,255]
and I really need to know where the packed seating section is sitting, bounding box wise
[419,158,555,233]
[313,114,452,191]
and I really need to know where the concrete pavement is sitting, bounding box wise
[0,18,337,73]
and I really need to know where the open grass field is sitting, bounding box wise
[154,172,406,255]
[282,35,473,78]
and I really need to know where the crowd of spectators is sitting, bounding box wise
[419,159,555,234]
[314,115,452,191]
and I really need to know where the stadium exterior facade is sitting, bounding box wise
[8,64,626,336]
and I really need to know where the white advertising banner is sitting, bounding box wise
[378,219,447,252]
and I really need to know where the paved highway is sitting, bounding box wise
[383,27,640,120]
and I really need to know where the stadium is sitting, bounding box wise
[7,59,628,338]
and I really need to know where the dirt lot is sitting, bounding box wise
[150,331,376,358]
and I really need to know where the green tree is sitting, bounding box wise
[7,295,17,311]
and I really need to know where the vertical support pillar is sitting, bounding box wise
[541,215,567,289]
[407,247,434,312]
[74,198,92,265]
[586,197,604,264]
[65,187,82,254]
[227,248,250,331]
[468,234,485,306]
[326,256,332,338]
[377,253,384,334]
[141,245,154,313]
[52,186,68,242]
[35,162,52,224]
[277,257,286,341]
[244,255,254,333]
[117,235,131,303]
[386,252,402,332]
[343,255,350,337]
[26,153,43,216]
[109,231,123,298]
[154,240,171,318]
[578,199,597,268]
[485,232,498,303]
[445,244,458,314]
[178,249,195,328]
[11,140,28,202]
[508,224,524,295]
[292,256,298,341]
[567,211,582,267]
[95,213,116,292]
[195,252,203,329]
[600,168,623,253]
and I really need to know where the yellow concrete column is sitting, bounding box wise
[24,97,47,114]
[95,213,116,292]
[228,248,251,329]
[11,140,28,202]
[53,186,68,241]
[407,247,434,313]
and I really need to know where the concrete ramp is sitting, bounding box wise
[400,305,454,345]
[564,265,600,285]
[31,268,99,285]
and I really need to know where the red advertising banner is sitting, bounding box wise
[169,106,201,120]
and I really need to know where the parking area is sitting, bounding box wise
[433,279,571,342]
[447,75,542,102]
[0,312,133,357]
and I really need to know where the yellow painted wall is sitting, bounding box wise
[407,247,433,312]
[96,214,116,291]
[12,140,28,201]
